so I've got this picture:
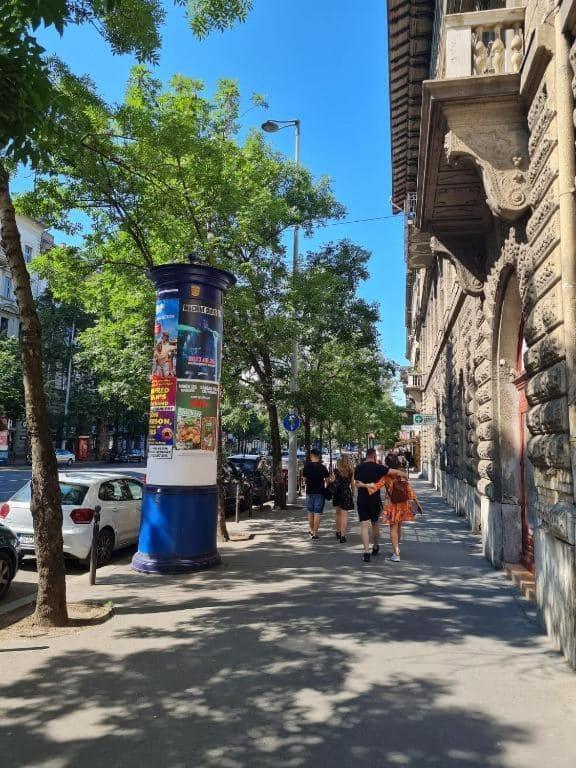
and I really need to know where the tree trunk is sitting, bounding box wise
[304,413,311,458]
[96,418,108,460]
[265,397,286,509]
[217,414,229,543]
[0,165,67,626]
[328,420,333,474]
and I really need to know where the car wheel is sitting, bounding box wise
[0,553,14,600]
[96,528,115,567]
[67,459,73,466]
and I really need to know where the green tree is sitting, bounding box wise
[0,0,252,627]
[0,336,25,422]
[27,69,343,509]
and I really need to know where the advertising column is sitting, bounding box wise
[132,260,236,574]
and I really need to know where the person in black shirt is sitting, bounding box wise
[355,447,406,562]
[302,448,329,539]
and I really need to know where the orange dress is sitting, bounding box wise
[369,476,419,525]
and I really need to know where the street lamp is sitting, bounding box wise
[261,118,301,506]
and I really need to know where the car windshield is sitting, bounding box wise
[12,481,88,505]
[229,458,258,473]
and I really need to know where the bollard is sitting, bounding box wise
[89,505,101,586]
[235,481,240,524]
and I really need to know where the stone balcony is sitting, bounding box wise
[405,372,424,410]
[438,6,525,80]
[416,4,529,236]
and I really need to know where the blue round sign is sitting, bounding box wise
[283,413,301,432]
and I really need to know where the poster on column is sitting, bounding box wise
[148,296,179,459]
[176,294,223,382]
[175,380,219,453]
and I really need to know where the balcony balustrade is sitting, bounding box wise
[438,6,525,79]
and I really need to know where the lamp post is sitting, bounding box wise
[261,119,301,506]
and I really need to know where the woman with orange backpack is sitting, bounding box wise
[367,453,423,562]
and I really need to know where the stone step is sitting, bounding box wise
[504,562,536,604]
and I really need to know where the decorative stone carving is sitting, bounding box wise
[477,402,492,423]
[476,385,492,406]
[474,360,492,387]
[528,105,556,156]
[430,236,485,296]
[524,327,566,375]
[477,441,494,460]
[527,361,567,406]
[527,433,571,469]
[528,163,557,207]
[477,478,494,498]
[522,251,562,315]
[527,398,569,435]
[528,134,557,179]
[526,191,558,241]
[538,502,576,545]
[476,422,493,442]
[445,131,529,221]
[527,79,549,130]
[524,284,563,345]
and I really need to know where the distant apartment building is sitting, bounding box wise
[388,0,576,666]
[0,215,54,456]
[0,214,52,337]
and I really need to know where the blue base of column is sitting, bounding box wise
[132,484,220,574]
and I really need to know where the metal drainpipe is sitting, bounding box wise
[554,5,576,499]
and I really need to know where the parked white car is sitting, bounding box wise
[0,472,143,566]
[55,449,76,466]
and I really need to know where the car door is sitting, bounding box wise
[98,479,131,546]
[124,478,144,541]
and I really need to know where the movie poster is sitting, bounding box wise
[148,296,179,459]
[175,380,219,453]
[152,297,179,378]
[176,298,222,382]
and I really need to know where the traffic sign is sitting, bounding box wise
[413,413,437,426]
[283,413,301,432]
[401,424,421,432]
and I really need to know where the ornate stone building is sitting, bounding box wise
[388,0,576,666]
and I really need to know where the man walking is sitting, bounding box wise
[303,448,329,539]
[355,448,405,562]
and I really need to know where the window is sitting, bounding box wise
[0,316,8,336]
[125,480,143,501]
[2,276,12,299]
[23,245,33,263]
[99,480,130,502]
[12,481,88,505]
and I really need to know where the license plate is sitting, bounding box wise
[19,534,34,546]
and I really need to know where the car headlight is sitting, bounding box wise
[13,536,21,552]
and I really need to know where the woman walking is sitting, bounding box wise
[367,453,422,561]
[332,455,354,543]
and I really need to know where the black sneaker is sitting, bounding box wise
[363,552,371,563]
[372,544,380,557]
[312,534,320,540]
[336,531,341,540]
[340,536,347,544]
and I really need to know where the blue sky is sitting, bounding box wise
[20,0,406,363]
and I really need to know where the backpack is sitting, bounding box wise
[388,478,409,504]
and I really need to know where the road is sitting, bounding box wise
[0,463,147,501]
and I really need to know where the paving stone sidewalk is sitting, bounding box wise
[1,481,576,768]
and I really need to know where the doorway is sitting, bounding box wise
[495,271,534,565]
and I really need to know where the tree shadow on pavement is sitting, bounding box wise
[0,482,559,767]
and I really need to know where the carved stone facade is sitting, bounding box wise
[389,0,576,668]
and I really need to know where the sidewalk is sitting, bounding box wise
[1,481,576,768]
